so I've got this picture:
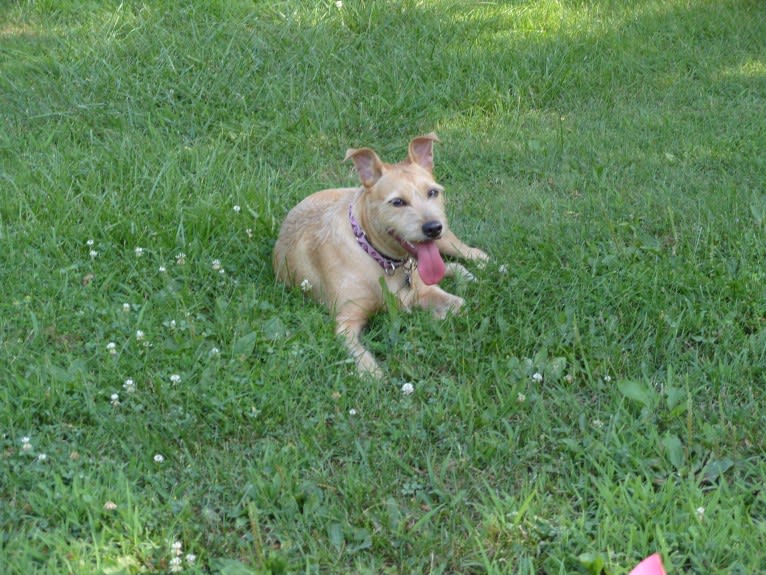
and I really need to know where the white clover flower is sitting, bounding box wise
[153,454,165,464]
[211,259,222,271]
[603,375,612,383]
[134,247,144,257]
[498,264,509,274]
[592,418,604,429]
[135,330,145,341]
[175,253,186,265]
[169,557,183,573]
[171,541,183,556]
[21,437,32,451]
[401,382,415,395]
[103,501,118,511]
[37,453,47,462]
[123,379,136,393]
[170,374,181,384]
[210,347,220,356]
[696,506,705,520]
[233,205,241,214]
[106,342,117,355]
[110,393,120,406]
[532,372,543,383]
[122,303,131,312]
[158,265,167,273]
[89,250,98,259]
[517,392,526,403]
[300,279,313,292]
[185,554,197,565]
[86,239,95,247]
[246,228,253,239]
[348,408,357,416]
[335,0,343,7]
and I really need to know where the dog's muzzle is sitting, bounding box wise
[422,220,443,239]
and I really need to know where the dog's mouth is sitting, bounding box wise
[390,233,446,285]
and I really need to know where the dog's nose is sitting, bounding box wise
[422,220,443,239]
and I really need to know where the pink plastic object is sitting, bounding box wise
[629,553,666,575]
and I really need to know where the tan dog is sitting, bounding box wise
[273,133,488,378]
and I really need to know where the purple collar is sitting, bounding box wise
[349,204,406,273]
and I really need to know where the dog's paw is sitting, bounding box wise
[355,352,384,380]
[470,248,489,268]
[432,295,464,319]
[446,263,475,282]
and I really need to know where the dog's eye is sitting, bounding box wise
[427,189,440,199]
[390,198,407,207]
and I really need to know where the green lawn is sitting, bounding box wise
[2,1,765,573]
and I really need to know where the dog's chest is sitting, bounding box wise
[381,260,421,305]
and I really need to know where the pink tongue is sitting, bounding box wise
[415,241,446,285]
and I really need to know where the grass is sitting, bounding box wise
[1,0,765,573]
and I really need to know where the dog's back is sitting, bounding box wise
[272,187,357,290]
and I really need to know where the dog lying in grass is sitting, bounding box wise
[273,133,487,378]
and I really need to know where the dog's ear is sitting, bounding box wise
[345,147,384,188]
[408,132,440,172]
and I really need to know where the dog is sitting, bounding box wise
[272,133,488,378]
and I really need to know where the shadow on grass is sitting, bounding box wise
[3,1,763,190]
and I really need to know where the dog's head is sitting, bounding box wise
[345,133,449,284]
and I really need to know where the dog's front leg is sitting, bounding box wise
[437,230,488,263]
[445,262,476,282]
[415,286,465,319]
[335,307,383,379]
